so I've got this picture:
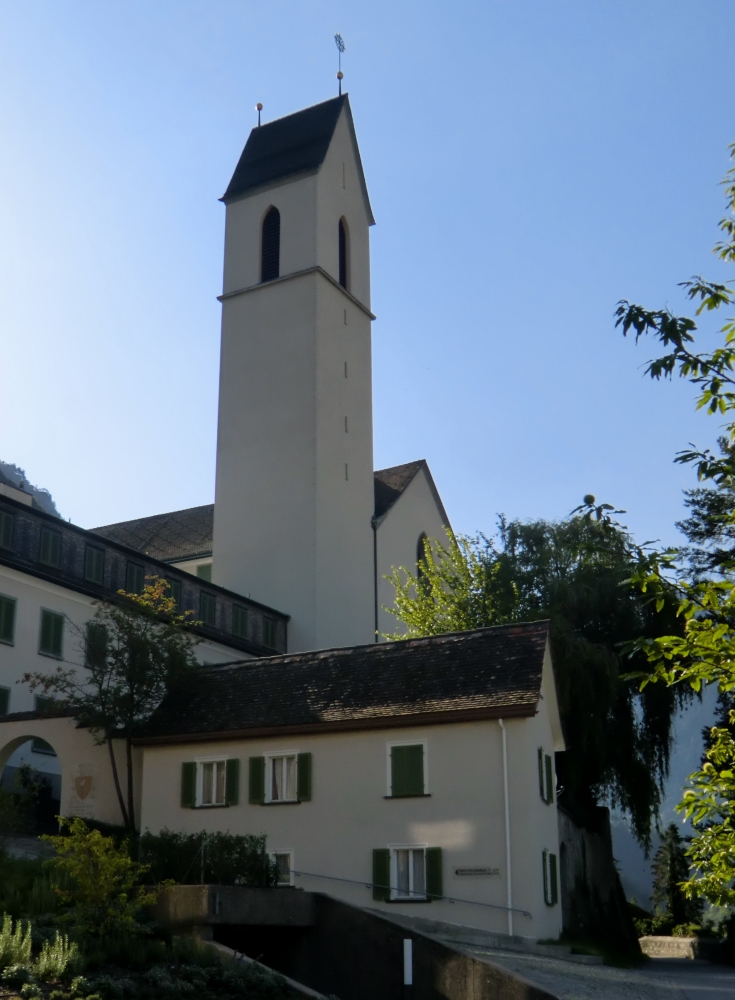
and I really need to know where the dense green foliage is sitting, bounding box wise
[388,508,685,846]
[41,819,155,940]
[649,824,703,932]
[139,830,276,887]
[23,578,200,830]
[616,143,735,902]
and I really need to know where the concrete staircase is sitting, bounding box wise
[376,912,604,965]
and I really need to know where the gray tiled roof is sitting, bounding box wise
[92,505,214,563]
[222,96,347,203]
[138,621,550,743]
[93,463,432,564]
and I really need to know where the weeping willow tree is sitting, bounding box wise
[386,502,688,848]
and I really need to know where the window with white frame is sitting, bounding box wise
[390,846,427,901]
[198,759,227,807]
[270,850,294,886]
[267,754,297,802]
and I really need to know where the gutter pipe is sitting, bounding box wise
[499,718,513,937]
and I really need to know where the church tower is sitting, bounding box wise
[211,96,376,652]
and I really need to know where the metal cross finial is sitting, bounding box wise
[334,33,345,95]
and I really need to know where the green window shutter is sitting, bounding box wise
[40,610,63,657]
[232,605,248,639]
[200,593,216,627]
[297,753,312,801]
[181,762,197,808]
[166,579,181,608]
[391,744,424,796]
[126,563,144,594]
[225,758,240,806]
[542,850,549,904]
[263,616,277,648]
[0,687,9,715]
[196,563,212,582]
[86,623,107,669]
[248,756,265,804]
[0,511,14,550]
[39,528,61,568]
[0,595,16,644]
[84,545,104,584]
[372,849,390,902]
[538,748,545,800]
[549,852,558,905]
[426,847,443,900]
[545,754,554,804]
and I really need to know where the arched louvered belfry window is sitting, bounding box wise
[261,206,281,283]
[338,217,349,290]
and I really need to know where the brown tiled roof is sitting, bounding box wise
[93,462,442,565]
[91,505,214,563]
[137,621,549,744]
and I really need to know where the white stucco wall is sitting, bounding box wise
[139,708,563,940]
[0,565,252,717]
[0,714,139,829]
[212,104,375,652]
[375,465,450,639]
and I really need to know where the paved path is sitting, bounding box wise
[467,948,735,1000]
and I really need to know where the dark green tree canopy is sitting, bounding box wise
[388,504,686,847]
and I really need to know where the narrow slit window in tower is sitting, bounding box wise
[261,206,281,283]
[338,218,348,290]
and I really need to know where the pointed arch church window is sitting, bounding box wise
[338,217,349,290]
[261,206,280,283]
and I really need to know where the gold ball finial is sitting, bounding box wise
[337,71,343,80]
[256,103,263,111]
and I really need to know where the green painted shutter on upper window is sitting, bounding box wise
[196,563,212,582]
[39,528,61,568]
[297,753,312,801]
[545,754,554,804]
[126,563,144,594]
[200,593,216,627]
[0,595,16,644]
[84,545,104,584]
[391,744,424,796]
[86,623,107,669]
[0,687,9,715]
[40,610,63,657]
[232,605,248,639]
[549,852,558,905]
[248,756,265,804]
[263,617,277,648]
[542,850,549,904]
[538,748,545,800]
[181,762,197,808]
[166,579,181,608]
[372,849,390,902]
[426,847,443,900]
[225,758,240,806]
[0,512,13,550]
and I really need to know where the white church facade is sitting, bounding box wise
[0,96,564,941]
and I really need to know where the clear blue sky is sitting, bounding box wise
[1,1,733,546]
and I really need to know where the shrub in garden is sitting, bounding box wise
[35,932,82,981]
[42,818,156,938]
[0,913,32,969]
[139,829,276,886]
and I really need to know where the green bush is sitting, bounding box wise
[139,830,276,887]
[35,931,82,981]
[0,913,32,969]
[0,853,62,920]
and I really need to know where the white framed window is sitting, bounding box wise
[270,850,294,886]
[389,845,428,901]
[266,752,298,803]
[386,740,428,797]
[197,757,227,807]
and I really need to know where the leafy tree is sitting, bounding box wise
[616,143,735,902]
[42,818,156,939]
[651,824,703,930]
[388,506,685,846]
[23,577,199,831]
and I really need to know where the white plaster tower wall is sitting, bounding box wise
[212,99,376,652]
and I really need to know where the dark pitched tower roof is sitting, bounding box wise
[222,95,374,223]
